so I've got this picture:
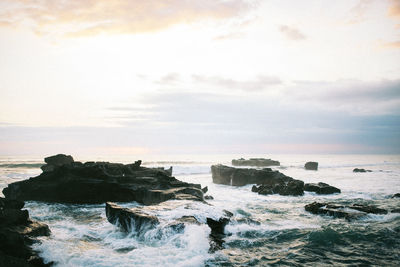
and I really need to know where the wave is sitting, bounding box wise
[0,163,43,168]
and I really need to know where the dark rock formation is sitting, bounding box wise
[3,155,203,205]
[231,158,280,167]
[304,182,341,194]
[212,164,304,196]
[392,193,400,198]
[353,168,372,173]
[305,201,388,221]
[105,202,159,232]
[252,179,304,196]
[0,197,51,267]
[41,154,74,173]
[204,195,214,200]
[304,162,318,170]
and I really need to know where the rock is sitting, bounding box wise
[305,201,388,221]
[304,182,341,194]
[201,186,208,194]
[304,162,318,170]
[391,193,400,198]
[353,168,372,173]
[231,158,280,167]
[206,217,230,253]
[204,195,214,200]
[44,154,74,166]
[211,165,304,196]
[4,155,203,205]
[0,197,51,267]
[212,164,292,186]
[391,208,400,213]
[252,179,304,196]
[105,202,159,232]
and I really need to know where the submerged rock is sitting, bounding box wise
[212,164,304,196]
[305,201,388,221]
[353,168,372,173]
[304,182,341,194]
[106,202,159,232]
[304,162,318,170]
[392,193,400,198]
[3,155,203,205]
[231,158,280,167]
[0,197,51,267]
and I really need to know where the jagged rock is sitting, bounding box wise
[105,202,159,232]
[44,154,74,166]
[4,155,203,205]
[353,168,372,173]
[232,158,280,167]
[204,195,214,200]
[0,197,51,267]
[304,182,341,194]
[252,179,304,196]
[304,162,318,170]
[202,186,208,194]
[392,193,400,198]
[305,201,388,221]
[206,217,231,253]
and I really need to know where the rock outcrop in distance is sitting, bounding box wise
[232,158,280,167]
[105,202,232,252]
[211,165,340,196]
[304,161,318,170]
[0,197,51,267]
[305,202,397,221]
[3,154,203,205]
[353,168,372,173]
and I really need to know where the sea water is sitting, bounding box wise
[1,154,399,266]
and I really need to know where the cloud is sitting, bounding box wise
[157,73,181,84]
[388,0,400,18]
[0,0,251,37]
[287,79,400,115]
[278,25,306,41]
[346,0,373,24]
[192,74,282,91]
[381,40,400,49]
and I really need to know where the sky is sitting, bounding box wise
[0,0,399,157]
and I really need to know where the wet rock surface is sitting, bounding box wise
[0,197,51,267]
[212,165,340,196]
[304,162,318,170]
[304,182,341,194]
[3,154,203,205]
[305,201,389,221]
[231,158,280,167]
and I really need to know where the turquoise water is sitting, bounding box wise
[1,154,400,266]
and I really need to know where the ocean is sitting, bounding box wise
[1,154,400,266]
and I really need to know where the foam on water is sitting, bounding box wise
[1,154,400,266]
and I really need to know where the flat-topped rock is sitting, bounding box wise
[232,158,280,167]
[4,155,203,205]
[304,182,341,194]
[304,162,318,170]
[106,202,159,233]
[0,197,51,267]
[305,201,388,221]
[353,168,372,173]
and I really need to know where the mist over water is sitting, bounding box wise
[1,154,400,266]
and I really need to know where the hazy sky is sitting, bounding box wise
[0,0,399,156]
